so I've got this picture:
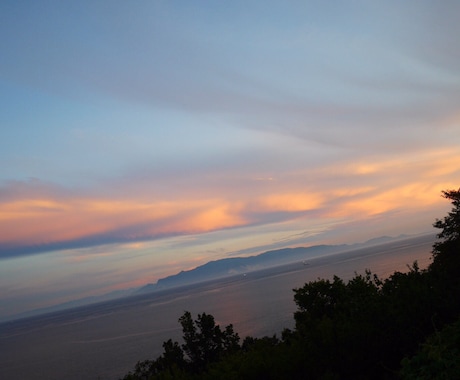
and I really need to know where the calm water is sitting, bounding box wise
[0,234,435,380]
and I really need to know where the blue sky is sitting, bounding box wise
[1,1,460,320]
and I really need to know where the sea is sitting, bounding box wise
[0,234,436,380]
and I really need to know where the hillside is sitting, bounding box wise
[137,235,411,293]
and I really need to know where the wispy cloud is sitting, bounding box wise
[1,145,458,259]
[1,1,460,317]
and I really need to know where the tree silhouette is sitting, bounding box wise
[432,188,460,275]
[121,188,460,380]
[179,311,239,370]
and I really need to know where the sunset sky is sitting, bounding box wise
[1,1,460,320]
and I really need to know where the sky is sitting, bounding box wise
[1,1,460,320]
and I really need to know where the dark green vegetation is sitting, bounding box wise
[121,189,460,380]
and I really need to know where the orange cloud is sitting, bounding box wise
[180,203,247,232]
[330,187,375,198]
[326,182,452,219]
[258,193,324,212]
[0,195,249,251]
[1,143,459,257]
[0,199,70,220]
[0,185,327,254]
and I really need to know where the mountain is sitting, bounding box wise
[3,234,418,323]
[363,234,410,246]
[137,234,421,294]
[137,244,352,294]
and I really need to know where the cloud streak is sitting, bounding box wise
[1,1,460,318]
[1,145,458,259]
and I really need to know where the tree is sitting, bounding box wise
[292,272,388,379]
[293,275,347,321]
[179,311,240,371]
[120,188,460,380]
[431,188,460,275]
[400,317,460,380]
[121,311,241,379]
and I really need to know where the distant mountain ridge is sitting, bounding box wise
[137,245,346,294]
[2,234,414,323]
[137,234,411,294]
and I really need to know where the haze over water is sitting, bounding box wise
[0,234,434,380]
[1,2,460,323]
[1,4,458,379]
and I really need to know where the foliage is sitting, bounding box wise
[432,189,460,276]
[178,311,240,371]
[121,311,240,379]
[400,317,460,380]
[121,188,460,380]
